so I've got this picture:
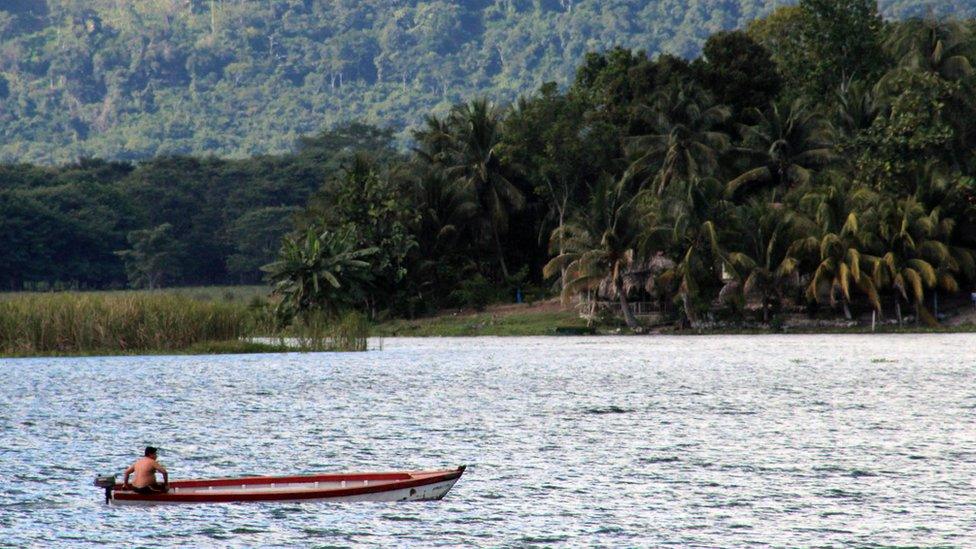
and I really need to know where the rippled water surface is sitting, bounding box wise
[2,335,976,547]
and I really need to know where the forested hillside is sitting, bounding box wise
[2,0,975,163]
[6,0,976,334]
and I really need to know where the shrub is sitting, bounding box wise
[449,274,496,311]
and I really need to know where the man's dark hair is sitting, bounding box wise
[144,446,158,457]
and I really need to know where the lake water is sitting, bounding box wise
[1,335,975,547]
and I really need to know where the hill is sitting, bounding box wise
[2,0,974,164]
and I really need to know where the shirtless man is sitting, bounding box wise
[123,446,169,494]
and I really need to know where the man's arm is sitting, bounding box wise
[155,462,168,485]
[122,464,135,487]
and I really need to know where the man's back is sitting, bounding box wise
[129,456,161,488]
[124,446,169,493]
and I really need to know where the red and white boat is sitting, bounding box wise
[94,466,466,505]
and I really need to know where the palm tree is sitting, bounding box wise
[408,166,478,300]
[543,176,642,330]
[867,196,970,325]
[411,169,476,256]
[727,201,801,323]
[655,177,733,325]
[624,83,730,196]
[441,98,525,278]
[879,18,976,158]
[412,114,454,164]
[790,180,880,320]
[833,78,881,141]
[799,225,880,320]
[727,99,836,200]
[883,18,975,81]
[263,227,377,320]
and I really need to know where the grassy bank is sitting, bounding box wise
[372,300,976,337]
[0,291,367,357]
[372,305,593,337]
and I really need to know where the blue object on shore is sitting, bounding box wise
[516,288,523,303]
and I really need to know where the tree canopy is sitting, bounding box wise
[4,1,976,330]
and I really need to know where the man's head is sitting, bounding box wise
[144,446,158,458]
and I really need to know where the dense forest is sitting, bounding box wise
[2,0,976,163]
[5,0,976,329]
[0,123,391,289]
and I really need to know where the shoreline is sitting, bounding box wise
[370,301,976,337]
[3,296,975,358]
[4,326,975,359]
[371,321,976,338]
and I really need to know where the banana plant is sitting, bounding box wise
[263,227,377,321]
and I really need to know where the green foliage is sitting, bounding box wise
[448,274,496,312]
[746,6,814,98]
[0,0,805,164]
[854,71,956,193]
[300,155,419,314]
[798,0,888,96]
[694,31,782,114]
[115,223,186,289]
[262,226,377,320]
[226,207,301,283]
[0,124,385,290]
[7,2,976,334]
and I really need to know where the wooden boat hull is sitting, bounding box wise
[107,466,465,506]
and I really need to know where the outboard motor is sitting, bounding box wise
[93,475,116,504]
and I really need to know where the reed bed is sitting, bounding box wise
[0,292,371,356]
[0,293,250,356]
[265,311,370,353]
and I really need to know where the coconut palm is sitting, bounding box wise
[727,99,836,200]
[624,83,731,196]
[263,227,377,320]
[833,78,882,141]
[543,176,642,330]
[411,168,476,256]
[656,177,733,325]
[412,114,454,164]
[800,224,880,320]
[867,196,971,325]
[790,180,881,319]
[727,200,801,323]
[883,18,975,81]
[441,98,525,278]
[408,166,479,299]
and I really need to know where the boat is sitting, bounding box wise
[93,466,466,505]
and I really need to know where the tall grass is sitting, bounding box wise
[0,292,370,356]
[0,293,249,355]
